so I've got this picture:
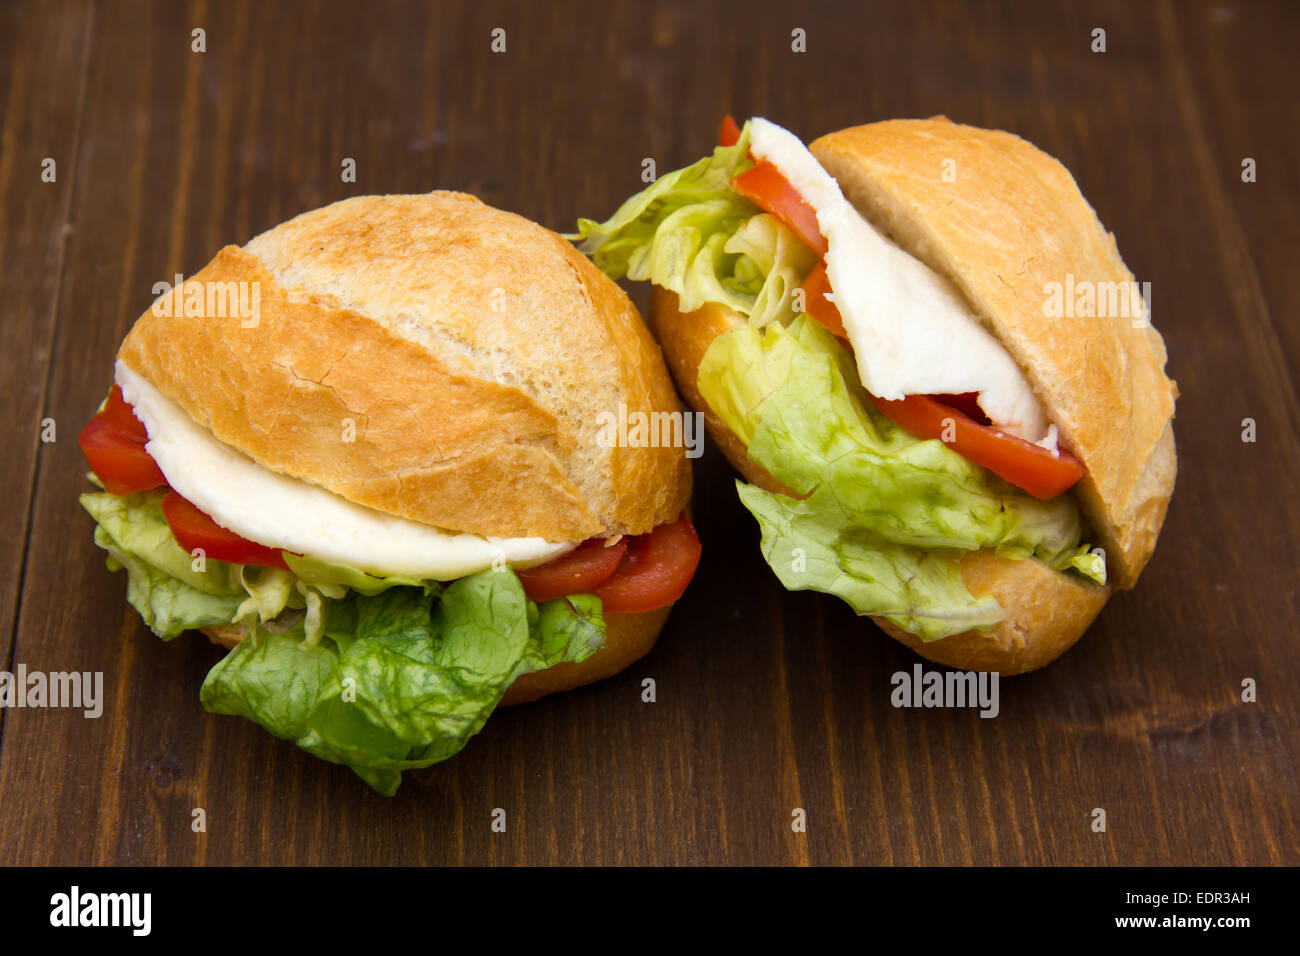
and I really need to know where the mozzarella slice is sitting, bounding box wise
[115,362,573,579]
[748,118,1055,449]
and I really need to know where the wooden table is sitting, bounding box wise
[1,0,1295,866]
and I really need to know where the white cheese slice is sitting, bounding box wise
[748,117,1055,449]
[115,361,573,579]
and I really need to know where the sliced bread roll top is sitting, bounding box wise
[118,192,691,542]
[810,119,1177,587]
[646,117,1176,672]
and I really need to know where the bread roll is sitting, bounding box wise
[646,118,1174,673]
[119,192,691,542]
[136,191,693,698]
[810,120,1177,587]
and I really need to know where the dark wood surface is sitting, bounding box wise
[0,0,1296,866]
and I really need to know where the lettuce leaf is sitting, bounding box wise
[80,488,608,793]
[282,552,425,596]
[736,484,1005,637]
[81,490,245,638]
[80,489,431,644]
[572,124,816,327]
[697,317,1106,641]
[200,572,604,794]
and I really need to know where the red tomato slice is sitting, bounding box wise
[719,113,742,147]
[930,392,989,425]
[161,491,292,571]
[798,261,847,339]
[730,160,828,257]
[78,389,167,495]
[516,536,628,603]
[102,385,150,441]
[869,394,1085,500]
[593,513,702,614]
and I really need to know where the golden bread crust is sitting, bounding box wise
[647,287,796,497]
[809,119,1176,586]
[877,551,1111,674]
[119,192,690,541]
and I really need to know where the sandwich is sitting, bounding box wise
[78,191,700,794]
[573,116,1175,673]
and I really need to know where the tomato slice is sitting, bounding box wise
[715,121,1081,502]
[730,161,828,257]
[161,491,291,571]
[78,388,167,495]
[930,391,989,425]
[516,536,628,603]
[869,394,1085,500]
[102,385,150,440]
[719,113,742,147]
[722,117,829,262]
[593,513,702,614]
[798,261,847,339]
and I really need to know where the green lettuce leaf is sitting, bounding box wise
[697,316,1106,641]
[80,488,432,644]
[572,123,816,327]
[80,487,608,793]
[81,490,245,638]
[736,484,1005,637]
[283,552,426,596]
[200,571,605,794]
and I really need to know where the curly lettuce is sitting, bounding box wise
[697,317,1105,640]
[79,488,605,793]
[572,125,815,327]
[201,573,603,795]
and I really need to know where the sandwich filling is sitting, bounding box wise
[79,371,699,794]
[746,118,1056,449]
[574,117,1105,641]
[116,361,572,579]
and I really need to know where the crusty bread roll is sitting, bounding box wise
[135,191,692,699]
[646,117,1176,674]
[119,192,691,542]
[811,120,1177,588]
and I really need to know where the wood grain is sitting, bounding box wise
[0,0,1295,866]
